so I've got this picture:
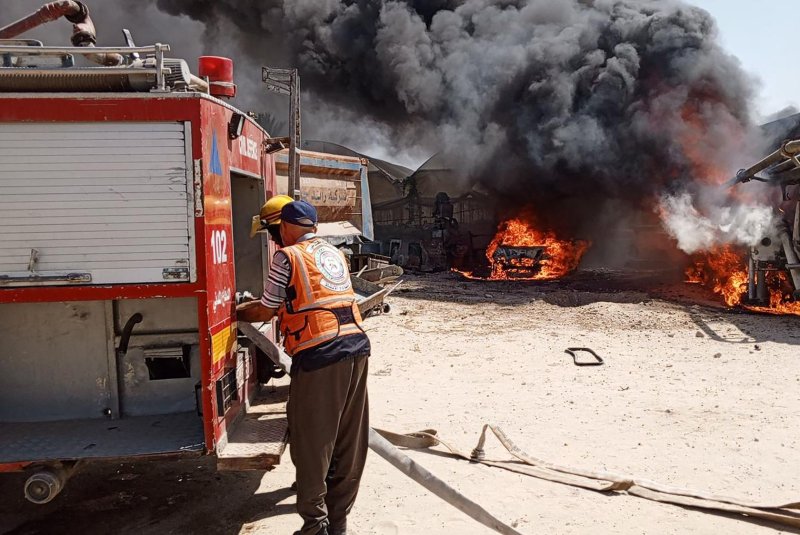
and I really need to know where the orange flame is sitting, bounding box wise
[486,218,590,280]
[685,246,748,306]
[687,246,800,315]
[457,211,590,281]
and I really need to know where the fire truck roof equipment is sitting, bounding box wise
[0,1,212,94]
[0,41,212,93]
[199,55,237,98]
[0,1,123,66]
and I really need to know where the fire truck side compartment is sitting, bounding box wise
[0,121,196,287]
[0,297,201,420]
[0,297,205,463]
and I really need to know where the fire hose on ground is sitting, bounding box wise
[368,428,524,535]
[371,425,800,533]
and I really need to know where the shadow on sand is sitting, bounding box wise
[0,456,297,535]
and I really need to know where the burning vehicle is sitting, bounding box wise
[461,212,591,281]
[731,139,800,305]
[686,140,800,315]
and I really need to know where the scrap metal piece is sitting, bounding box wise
[565,347,604,366]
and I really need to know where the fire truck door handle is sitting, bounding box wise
[0,272,92,285]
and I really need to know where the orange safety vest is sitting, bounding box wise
[278,237,364,356]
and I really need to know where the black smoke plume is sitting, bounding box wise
[145,1,757,209]
[3,1,769,250]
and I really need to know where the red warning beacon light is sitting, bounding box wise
[199,56,237,98]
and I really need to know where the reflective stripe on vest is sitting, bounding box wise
[278,238,364,356]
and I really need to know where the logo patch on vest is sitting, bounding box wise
[315,246,351,292]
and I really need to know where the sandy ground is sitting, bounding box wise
[2,271,799,535]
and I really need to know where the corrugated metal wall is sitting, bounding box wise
[0,122,195,285]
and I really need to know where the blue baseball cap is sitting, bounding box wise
[281,200,318,227]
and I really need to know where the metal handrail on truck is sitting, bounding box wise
[0,44,171,90]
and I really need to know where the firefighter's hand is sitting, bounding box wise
[236,300,260,313]
[236,300,277,323]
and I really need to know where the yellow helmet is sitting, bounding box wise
[249,194,293,238]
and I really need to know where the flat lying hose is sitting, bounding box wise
[374,426,800,530]
[368,428,524,535]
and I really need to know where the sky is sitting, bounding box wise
[688,0,798,121]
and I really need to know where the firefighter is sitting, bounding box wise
[238,200,371,535]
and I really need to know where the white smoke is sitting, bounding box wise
[659,191,777,253]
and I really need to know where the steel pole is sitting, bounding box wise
[288,69,301,200]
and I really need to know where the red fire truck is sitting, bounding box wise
[0,2,291,504]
